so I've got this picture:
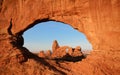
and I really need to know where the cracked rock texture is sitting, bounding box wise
[0,0,120,75]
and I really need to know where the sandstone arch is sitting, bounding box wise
[0,0,120,75]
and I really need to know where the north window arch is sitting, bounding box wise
[23,21,92,55]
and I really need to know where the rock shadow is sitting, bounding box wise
[53,53,85,62]
[23,48,66,75]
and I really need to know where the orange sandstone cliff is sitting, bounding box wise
[0,0,120,75]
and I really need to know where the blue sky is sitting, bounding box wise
[23,21,92,52]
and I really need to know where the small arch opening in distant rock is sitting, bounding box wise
[66,48,69,53]
[23,21,92,56]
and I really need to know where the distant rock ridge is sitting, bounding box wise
[38,40,84,60]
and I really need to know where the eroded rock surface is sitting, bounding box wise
[38,51,45,58]
[52,40,60,53]
[38,41,84,62]
[0,0,120,75]
[52,46,71,58]
[72,46,83,57]
[45,50,51,58]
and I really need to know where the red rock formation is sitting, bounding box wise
[51,46,70,58]
[67,46,83,57]
[0,0,120,75]
[72,46,83,57]
[51,45,84,59]
[38,51,45,58]
[52,40,60,53]
[45,50,51,58]
[68,47,74,55]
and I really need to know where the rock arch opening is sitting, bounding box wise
[0,0,119,74]
[23,21,92,58]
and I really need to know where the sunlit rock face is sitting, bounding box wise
[72,46,83,57]
[52,40,60,53]
[52,46,71,58]
[38,51,45,58]
[0,0,120,75]
[51,40,84,59]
